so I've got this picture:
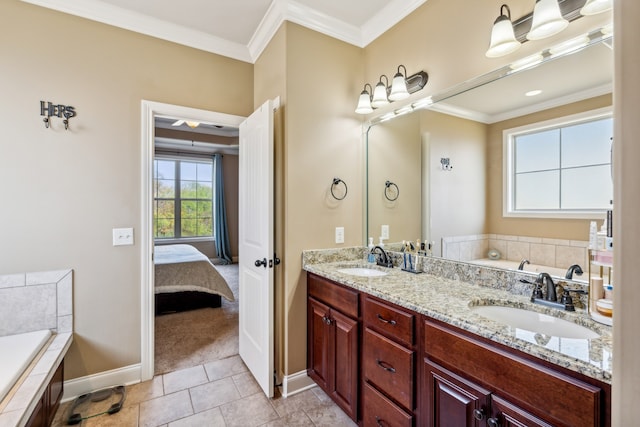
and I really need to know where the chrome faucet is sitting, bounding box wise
[565,264,584,280]
[371,246,393,268]
[537,272,557,302]
[518,259,530,270]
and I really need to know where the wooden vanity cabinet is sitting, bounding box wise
[423,319,604,427]
[25,359,64,427]
[362,295,417,426]
[307,273,359,421]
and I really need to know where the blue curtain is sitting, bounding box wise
[213,154,232,264]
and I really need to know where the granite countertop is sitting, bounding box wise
[303,258,612,384]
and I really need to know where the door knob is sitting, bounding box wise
[254,258,267,268]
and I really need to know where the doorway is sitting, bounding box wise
[140,100,245,380]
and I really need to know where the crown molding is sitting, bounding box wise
[21,0,253,62]
[361,0,428,46]
[22,0,429,64]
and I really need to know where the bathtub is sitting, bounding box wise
[0,330,52,403]
[470,259,585,282]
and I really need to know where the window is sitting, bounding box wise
[154,157,214,239]
[504,108,613,218]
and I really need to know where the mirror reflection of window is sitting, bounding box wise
[510,112,613,214]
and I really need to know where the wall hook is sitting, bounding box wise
[43,117,50,129]
[384,180,399,201]
[331,178,348,200]
[63,119,69,130]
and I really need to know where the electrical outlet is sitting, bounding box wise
[113,227,134,246]
[381,224,389,240]
[335,227,345,244]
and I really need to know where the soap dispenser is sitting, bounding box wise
[367,237,375,263]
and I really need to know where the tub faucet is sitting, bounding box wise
[565,264,584,280]
[537,272,557,302]
[371,246,393,268]
[518,259,530,270]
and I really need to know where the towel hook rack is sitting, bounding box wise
[384,180,399,201]
[331,177,348,200]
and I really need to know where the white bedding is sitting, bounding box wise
[154,244,235,302]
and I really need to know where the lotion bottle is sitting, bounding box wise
[367,237,375,263]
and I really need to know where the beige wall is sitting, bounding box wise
[367,113,422,243]
[486,95,612,240]
[0,1,253,379]
[421,110,487,255]
[613,0,640,423]
[284,23,364,376]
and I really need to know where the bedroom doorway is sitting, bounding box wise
[141,101,246,381]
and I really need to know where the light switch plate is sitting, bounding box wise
[335,227,345,244]
[381,224,389,240]
[113,227,134,246]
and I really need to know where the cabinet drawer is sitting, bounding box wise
[308,273,358,318]
[363,381,413,427]
[363,296,414,346]
[424,319,601,427]
[363,327,414,410]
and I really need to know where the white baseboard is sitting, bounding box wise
[281,370,316,397]
[62,364,142,402]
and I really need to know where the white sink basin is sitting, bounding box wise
[336,267,389,277]
[470,305,599,339]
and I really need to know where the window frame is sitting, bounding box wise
[153,154,216,242]
[503,106,613,219]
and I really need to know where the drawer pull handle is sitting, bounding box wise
[375,416,388,427]
[377,314,397,325]
[376,359,396,373]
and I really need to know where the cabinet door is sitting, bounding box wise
[307,297,333,391]
[424,358,490,427]
[332,308,359,421]
[490,395,553,427]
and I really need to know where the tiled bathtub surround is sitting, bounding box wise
[0,270,73,336]
[442,234,589,270]
[0,269,73,427]
[302,247,610,383]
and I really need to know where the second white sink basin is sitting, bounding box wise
[470,305,599,339]
[337,267,388,277]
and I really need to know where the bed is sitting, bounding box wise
[154,244,235,315]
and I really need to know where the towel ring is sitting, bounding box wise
[384,180,399,201]
[331,178,348,200]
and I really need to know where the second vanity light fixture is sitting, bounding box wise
[355,65,428,114]
[486,0,613,58]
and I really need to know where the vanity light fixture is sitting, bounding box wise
[580,0,613,15]
[527,0,569,41]
[389,65,410,101]
[355,66,428,114]
[371,75,391,108]
[355,83,374,114]
[486,0,612,58]
[486,4,521,58]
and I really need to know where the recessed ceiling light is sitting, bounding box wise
[526,90,542,97]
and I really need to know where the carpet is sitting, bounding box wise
[154,264,239,375]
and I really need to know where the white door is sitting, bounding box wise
[238,99,275,397]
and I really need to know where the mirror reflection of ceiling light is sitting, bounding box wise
[549,35,590,57]
[509,53,544,72]
[525,90,542,97]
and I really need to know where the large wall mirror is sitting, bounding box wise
[366,28,613,282]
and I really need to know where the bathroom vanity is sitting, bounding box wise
[304,251,611,427]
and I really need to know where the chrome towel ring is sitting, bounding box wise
[384,180,399,201]
[331,178,348,200]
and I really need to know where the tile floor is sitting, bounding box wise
[52,355,357,426]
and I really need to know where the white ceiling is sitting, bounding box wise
[21,0,427,63]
